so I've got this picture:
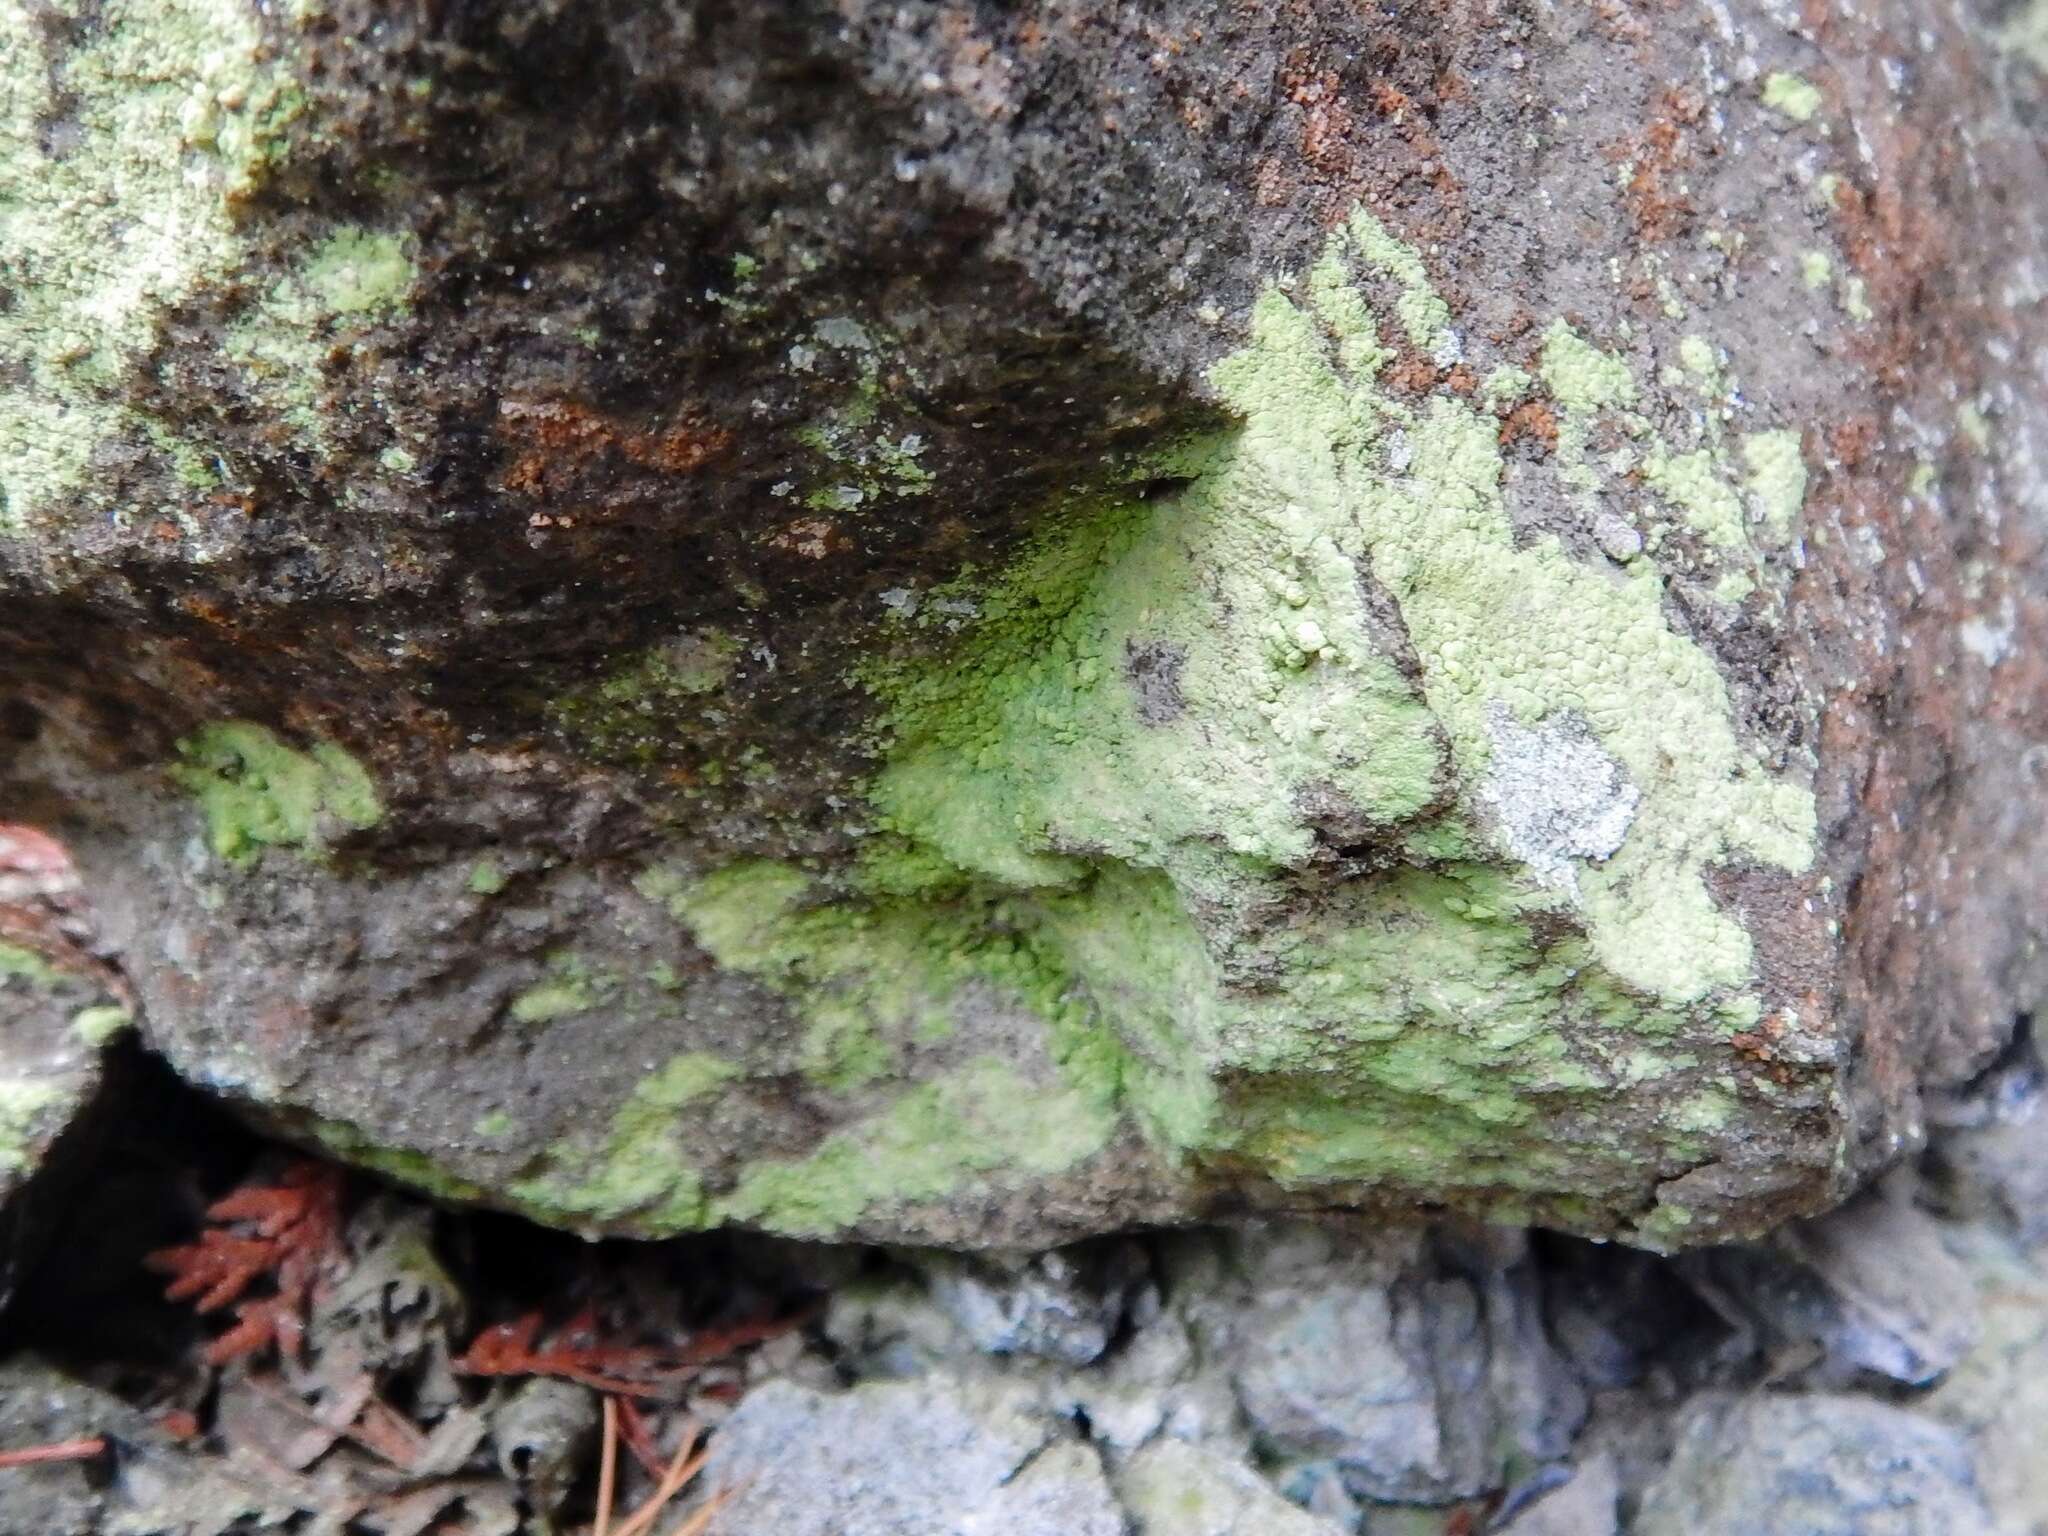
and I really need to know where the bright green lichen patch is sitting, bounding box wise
[308,1118,491,1204]
[169,722,383,865]
[851,209,1813,1211]
[71,1006,132,1046]
[0,0,304,532]
[639,861,1132,1101]
[468,860,508,896]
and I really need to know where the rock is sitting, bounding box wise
[0,1355,283,1536]
[7,0,2048,1249]
[1927,1050,2048,1245]
[0,939,128,1303]
[918,1240,1152,1366]
[1680,1178,1978,1385]
[1917,1219,2048,1534]
[1114,1438,1342,1536]
[1633,1393,1993,1536]
[1492,1455,1618,1536]
[697,1374,1125,1536]
[1174,1223,1584,1504]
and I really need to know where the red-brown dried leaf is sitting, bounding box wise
[452,1301,813,1398]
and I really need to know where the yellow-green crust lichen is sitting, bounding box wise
[169,721,383,865]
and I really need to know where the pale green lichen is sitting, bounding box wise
[1649,449,1750,550]
[508,952,616,1025]
[71,1005,132,1046]
[1800,251,1834,290]
[1741,431,1808,542]
[1540,322,1637,413]
[224,226,417,450]
[1842,275,1874,323]
[0,0,305,532]
[0,942,60,987]
[0,1080,63,1174]
[510,1051,737,1229]
[468,860,507,896]
[169,721,383,866]
[1761,71,1823,124]
[791,321,934,509]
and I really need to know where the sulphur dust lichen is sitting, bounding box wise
[169,721,383,866]
[521,207,1822,1246]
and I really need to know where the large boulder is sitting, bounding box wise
[4,0,2046,1247]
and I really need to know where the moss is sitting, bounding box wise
[1761,72,1823,123]
[0,0,307,532]
[169,722,383,866]
[71,1005,133,1046]
[473,1111,515,1138]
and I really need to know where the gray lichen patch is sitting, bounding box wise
[1478,705,1640,899]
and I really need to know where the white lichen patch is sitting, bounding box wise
[1478,705,1640,899]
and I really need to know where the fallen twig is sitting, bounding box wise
[0,1437,107,1469]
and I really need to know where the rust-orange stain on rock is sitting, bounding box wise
[496,400,734,497]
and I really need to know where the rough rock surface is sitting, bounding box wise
[671,1076,2048,1534]
[0,938,126,1302]
[6,0,2048,1247]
